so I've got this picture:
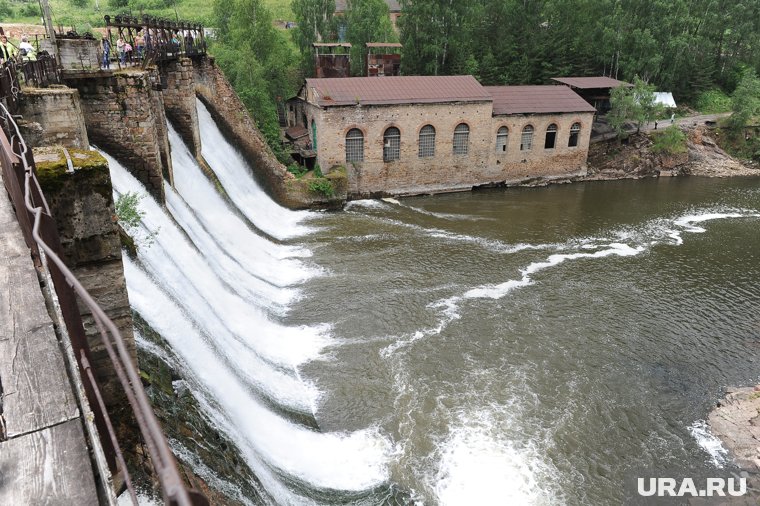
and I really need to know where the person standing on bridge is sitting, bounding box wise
[0,35,15,63]
[101,37,111,69]
[18,36,36,61]
[116,36,126,65]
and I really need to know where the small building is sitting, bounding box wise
[654,92,677,109]
[288,75,596,197]
[366,42,401,77]
[313,42,352,78]
[551,76,632,114]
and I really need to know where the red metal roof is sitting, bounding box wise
[305,76,493,107]
[550,76,632,89]
[335,0,401,13]
[486,85,597,115]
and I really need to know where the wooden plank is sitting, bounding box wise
[0,418,98,505]
[0,187,80,438]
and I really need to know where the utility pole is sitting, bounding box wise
[38,0,59,63]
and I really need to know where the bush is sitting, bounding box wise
[0,1,14,18]
[307,178,334,197]
[19,1,40,16]
[287,163,306,177]
[695,89,732,114]
[115,192,144,230]
[651,126,687,155]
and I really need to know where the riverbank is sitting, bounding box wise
[585,125,759,182]
[708,386,760,502]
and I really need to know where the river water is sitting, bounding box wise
[107,104,760,505]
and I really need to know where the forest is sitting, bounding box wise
[3,0,758,157]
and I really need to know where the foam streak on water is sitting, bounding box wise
[688,420,729,468]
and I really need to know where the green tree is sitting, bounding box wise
[608,76,663,137]
[292,0,336,74]
[728,70,760,132]
[212,0,301,163]
[345,0,397,76]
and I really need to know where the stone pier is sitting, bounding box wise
[64,70,172,203]
[33,147,136,410]
[17,87,90,149]
[161,57,201,156]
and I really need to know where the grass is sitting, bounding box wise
[2,0,293,30]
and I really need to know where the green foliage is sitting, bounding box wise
[0,0,14,18]
[313,164,322,177]
[70,0,90,8]
[212,0,301,165]
[345,0,397,76]
[695,89,732,114]
[651,126,687,155]
[397,0,760,96]
[728,70,760,132]
[287,163,307,177]
[115,192,144,230]
[608,76,664,137]
[291,0,335,74]
[307,177,334,197]
[108,0,129,8]
[115,192,159,248]
[19,1,40,16]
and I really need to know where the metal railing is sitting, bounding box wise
[103,14,207,69]
[0,56,60,114]
[0,103,205,506]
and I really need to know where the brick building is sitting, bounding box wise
[288,75,596,197]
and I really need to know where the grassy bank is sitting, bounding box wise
[1,0,293,29]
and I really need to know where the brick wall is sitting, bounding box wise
[67,70,171,203]
[18,87,89,149]
[160,57,201,156]
[309,101,594,197]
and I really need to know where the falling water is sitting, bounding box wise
[105,107,760,505]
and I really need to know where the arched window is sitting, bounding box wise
[568,122,581,147]
[521,125,534,151]
[383,127,401,162]
[544,123,557,149]
[453,123,469,155]
[496,126,509,153]
[345,128,364,163]
[418,125,436,158]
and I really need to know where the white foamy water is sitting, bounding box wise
[196,99,313,240]
[432,410,560,506]
[125,259,392,499]
[104,143,394,502]
[688,420,729,468]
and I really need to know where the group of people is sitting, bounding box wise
[0,34,38,65]
[101,30,199,70]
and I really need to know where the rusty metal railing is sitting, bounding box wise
[0,103,205,506]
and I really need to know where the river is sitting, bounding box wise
[107,103,760,505]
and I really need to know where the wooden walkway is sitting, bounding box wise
[0,180,99,504]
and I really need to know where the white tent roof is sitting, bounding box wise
[654,92,677,108]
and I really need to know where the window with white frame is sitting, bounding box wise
[345,128,364,163]
[521,125,534,151]
[496,126,509,153]
[418,125,436,158]
[383,127,401,162]
[453,123,469,155]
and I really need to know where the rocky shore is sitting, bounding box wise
[585,126,759,181]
